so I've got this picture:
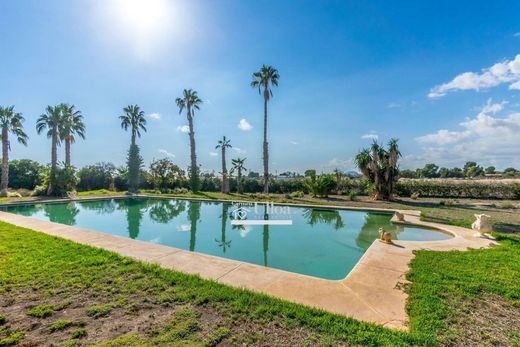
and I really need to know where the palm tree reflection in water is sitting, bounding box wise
[187,201,201,251]
[302,208,345,230]
[215,204,231,253]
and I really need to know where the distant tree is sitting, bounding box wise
[399,169,417,178]
[503,167,519,177]
[148,158,184,190]
[36,105,63,195]
[485,166,496,175]
[0,106,28,196]
[60,104,85,166]
[463,161,484,177]
[355,139,401,200]
[304,169,317,178]
[216,136,232,194]
[438,167,449,178]
[230,157,247,193]
[8,159,44,190]
[247,171,260,178]
[417,163,439,178]
[251,65,279,194]
[306,174,336,198]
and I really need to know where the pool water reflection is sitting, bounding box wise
[1,198,451,280]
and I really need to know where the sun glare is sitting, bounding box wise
[100,0,178,60]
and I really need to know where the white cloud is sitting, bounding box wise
[428,54,520,98]
[361,133,379,141]
[237,118,252,131]
[414,99,520,167]
[514,32,520,38]
[176,125,190,133]
[148,112,161,120]
[158,149,175,158]
[387,102,402,109]
[209,151,218,156]
[233,147,247,155]
[289,140,299,145]
[177,224,190,232]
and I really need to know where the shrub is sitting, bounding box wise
[77,162,116,191]
[347,191,357,201]
[48,320,72,332]
[26,305,54,318]
[50,166,79,197]
[0,314,6,325]
[290,190,304,198]
[8,159,44,189]
[71,328,87,339]
[172,187,189,195]
[85,304,112,318]
[306,174,336,198]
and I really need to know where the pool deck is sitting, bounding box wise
[0,197,496,330]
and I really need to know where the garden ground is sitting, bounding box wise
[0,193,519,346]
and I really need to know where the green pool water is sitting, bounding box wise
[1,198,451,280]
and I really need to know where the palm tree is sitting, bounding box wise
[36,105,63,195]
[119,104,147,146]
[355,139,401,200]
[60,104,85,166]
[0,106,28,196]
[176,89,203,192]
[251,65,279,194]
[230,157,247,193]
[215,136,232,194]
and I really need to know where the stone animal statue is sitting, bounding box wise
[394,212,405,222]
[471,214,492,235]
[378,227,393,244]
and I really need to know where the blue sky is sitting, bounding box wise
[1,0,520,173]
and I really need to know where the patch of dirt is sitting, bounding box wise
[0,287,349,346]
[442,293,520,347]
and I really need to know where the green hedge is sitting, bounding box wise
[396,180,520,199]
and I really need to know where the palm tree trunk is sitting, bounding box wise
[65,137,71,166]
[263,92,269,194]
[237,170,242,193]
[47,129,58,195]
[221,147,229,194]
[187,109,198,192]
[1,128,9,197]
[131,131,136,147]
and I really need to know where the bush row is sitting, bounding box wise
[395,180,520,200]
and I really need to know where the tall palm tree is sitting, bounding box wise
[215,136,232,194]
[251,65,279,194]
[119,104,147,146]
[0,106,28,196]
[230,157,247,193]
[36,105,63,195]
[176,89,203,192]
[60,104,85,166]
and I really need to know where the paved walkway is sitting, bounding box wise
[0,207,496,330]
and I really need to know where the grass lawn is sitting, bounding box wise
[1,219,519,346]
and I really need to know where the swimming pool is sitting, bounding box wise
[0,197,451,280]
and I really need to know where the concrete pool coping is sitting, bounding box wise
[0,196,496,330]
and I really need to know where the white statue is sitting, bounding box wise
[471,214,492,236]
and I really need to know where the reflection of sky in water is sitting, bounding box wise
[1,198,451,280]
